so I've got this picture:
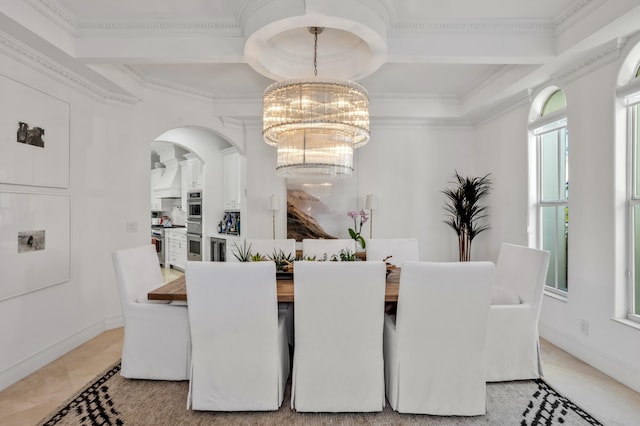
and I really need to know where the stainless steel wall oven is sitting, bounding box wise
[186,190,203,261]
[187,190,202,220]
[187,233,202,261]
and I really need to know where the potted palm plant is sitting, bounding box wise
[442,172,492,261]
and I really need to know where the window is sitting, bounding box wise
[627,65,640,320]
[531,89,569,293]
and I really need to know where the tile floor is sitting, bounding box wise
[1,268,639,425]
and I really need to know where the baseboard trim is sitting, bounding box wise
[0,320,106,391]
[104,314,123,330]
[540,323,640,394]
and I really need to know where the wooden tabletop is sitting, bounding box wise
[148,268,401,303]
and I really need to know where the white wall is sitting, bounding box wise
[474,43,640,393]
[0,53,146,389]
[473,105,531,260]
[356,124,476,261]
[244,123,285,240]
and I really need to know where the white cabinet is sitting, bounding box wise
[151,198,177,212]
[183,154,203,190]
[151,168,163,211]
[166,228,187,271]
[223,150,242,210]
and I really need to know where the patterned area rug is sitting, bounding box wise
[39,362,602,425]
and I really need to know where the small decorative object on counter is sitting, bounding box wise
[219,211,241,235]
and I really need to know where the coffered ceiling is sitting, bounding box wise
[2,0,640,123]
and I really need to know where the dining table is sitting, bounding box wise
[148,267,401,302]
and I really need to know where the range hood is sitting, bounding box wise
[153,166,182,199]
[151,141,188,199]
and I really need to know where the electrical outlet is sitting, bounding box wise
[579,319,589,336]
[126,221,138,233]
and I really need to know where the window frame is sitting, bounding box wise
[529,91,569,295]
[627,98,640,323]
[536,124,569,295]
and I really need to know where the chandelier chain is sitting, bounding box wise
[313,29,318,76]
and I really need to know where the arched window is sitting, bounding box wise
[529,88,569,293]
[541,90,566,115]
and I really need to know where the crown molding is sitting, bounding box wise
[552,37,627,84]
[121,64,215,102]
[370,92,459,102]
[23,0,76,32]
[26,0,241,36]
[75,20,241,37]
[554,0,605,36]
[373,117,474,129]
[34,0,594,38]
[391,19,554,35]
[390,0,603,36]
[221,117,245,131]
[0,32,138,105]
[470,90,531,129]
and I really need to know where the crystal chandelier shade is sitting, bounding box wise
[262,28,370,178]
[275,128,354,177]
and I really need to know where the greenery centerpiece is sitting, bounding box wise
[231,240,359,276]
[442,171,492,262]
[232,240,253,262]
[269,249,295,273]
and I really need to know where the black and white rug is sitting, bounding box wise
[40,362,602,425]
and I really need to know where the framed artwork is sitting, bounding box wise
[0,192,71,301]
[286,177,358,242]
[0,73,70,188]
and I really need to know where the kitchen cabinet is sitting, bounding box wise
[166,228,187,271]
[223,149,243,210]
[151,198,178,212]
[151,168,163,211]
[183,154,203,190]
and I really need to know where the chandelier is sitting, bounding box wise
[262,27,370,178]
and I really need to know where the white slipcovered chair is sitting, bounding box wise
[185,261,289,411]
[486,243,551,382]
[111,245,190,380]
[366,238,420,267]
[291,261,386,412]
[246,238,296,259]
[384,261,494,415]
[302,238,356,259]
[246,238,297,345]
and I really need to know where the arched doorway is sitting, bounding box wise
[150,126,239,265]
